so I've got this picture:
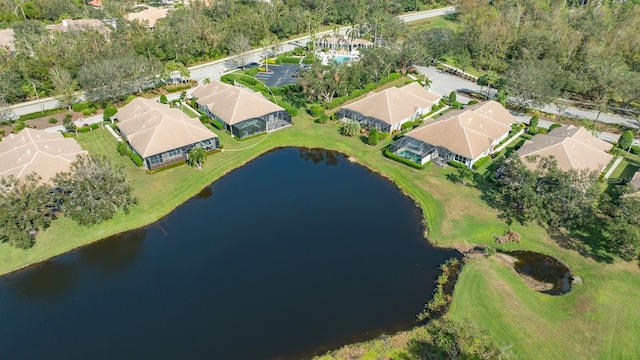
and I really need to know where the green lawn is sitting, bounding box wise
[409,14,460,31]
[180,104,199,118]
[2,101,640,359]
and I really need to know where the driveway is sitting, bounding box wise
[254,64,300,88]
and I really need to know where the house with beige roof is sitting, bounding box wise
[125,6,168,29]
[0,128,87,183]
[389,100,516,168]
[516,125,613,173]
[193,81,292,139]
[336,82,441,133]
[115,98,219,170]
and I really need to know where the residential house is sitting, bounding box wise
[193,80,292,139]
[516,125,613,173]
[390,100,516,168]
[336,82,441,133]
[316,36,373,52]
[0,128,87,183]
[115,98,219,170]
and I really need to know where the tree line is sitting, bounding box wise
[414,0,640,116]
[0,0,451,105]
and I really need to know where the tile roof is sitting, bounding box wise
[195,85,285,125]
[0,128,87,183]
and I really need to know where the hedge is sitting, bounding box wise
[129,152,144,167]
[212,119,224,130]
[19,108,64,121]
[90,123,100,130]
[472,156,491,170]
[631,145,640,155]
[77,126,91,133]
[103,106,117,120]
[383,149,426,170]
[307,104,324,117]
[521,133,533,140]
[549,123,562,130]
[280,57,302,64]
[448,160,467,169]
[72,102,89,112]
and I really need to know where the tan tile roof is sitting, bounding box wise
[116,97,167,122]
[191,80,231,99]
[0,128,87,183]
[341,85,436,126]
[116,98,217,158]
[196,86,285,125]
[517,125,613,173]
[405,105,512,159]
[630,171,640,192]
[126,7,168,28]
[464,100,516,126]
[45,19,107,33]
[400,82,441,103]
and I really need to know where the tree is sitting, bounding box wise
[62,113,75,133]
[478,70,500,100]
[448,91,456,106]
[458,166,472,186]
[368,128,379,146]
[528,115,539,134]
[229,33,252,71]
[49,66,78,110]
[0,96,15,122]
[0,173,54,249]
[618,130,634,151]
[52,155,136,226]
[187,147,207,170]
[341,120,361,137]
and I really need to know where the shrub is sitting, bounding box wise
[368,128,379,146]
[521,133,533,140]
[467,100,479,105]
[377,131,389,141]
[401,121,414,131]
[90,123,100,130]
[549,123,562,130]
[529,114,539,127]
[159,94,168,104]
[125,95,136,104]
[383,149,425,169]
[82,107,97,116]
[77,126,91,133]
[48,117,57,124]
[618,130,634,150]
[117,142,132,156]
[307,104,324,117]
[528,126,538,135]
[631,145,640,155]
[212,119,224,130]
[103,106,117,120]
[199,115,210,124]
[315,114,329,124]
[14,121,26,132]
[448,160,467,169]
[340,120,361,137]
[72,102,88,112]
[472,156,491,170]
[129,151,144,167]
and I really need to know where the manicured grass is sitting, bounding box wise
[2,102,640,360]
[409,14,460,31]
[180,105,199,118]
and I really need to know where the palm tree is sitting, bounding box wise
[187,147,207,170]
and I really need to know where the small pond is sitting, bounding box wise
[0,147,459,359]
[508,251,574,295]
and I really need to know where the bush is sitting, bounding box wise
[129,151,144,167]
[340,120,361,137]
[529,114,539,127]
[159,94,168,104]
[618,130,634,150]
[448,160,467,169]
[377,131,389,141]
[631,145,640,155]
[117,142,131,156]
[77,126,91,133]
[528,126,538,135]
[307,104,324,117]
[521,133,533,140]
[549,123,562,130]
[212,119,224,130]
[472,156,491,170]
[48,117,57,124]
[90,123,100,130]
[368,128,379,146]
[401,121,414,131]
[281,57,301,64]
[467,100,479,105]
[14,121,26,132]
[125,95,136,104]
[103,107,117,120]
[315,114,329,124]
[82,107,97,116]
[72,102,88,112]
[383,149,425,169]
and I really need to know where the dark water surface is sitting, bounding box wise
[0,147,458,359]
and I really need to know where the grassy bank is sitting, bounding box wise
[1,112,639,359]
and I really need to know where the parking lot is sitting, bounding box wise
[254,64,300,87]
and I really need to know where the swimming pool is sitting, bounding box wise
[334,55,351,64]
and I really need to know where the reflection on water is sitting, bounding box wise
[4,262,78,300]
[195,186,213,200]
[299,147,340,166]
[77,229,146,279]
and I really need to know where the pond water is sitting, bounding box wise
[0,147,459,359]
[509,251,573,295]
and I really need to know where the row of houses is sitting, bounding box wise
[336,84,614,173]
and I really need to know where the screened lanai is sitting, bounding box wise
[389,137,438,165]
[336,108,392,133]
[228,110,292,139]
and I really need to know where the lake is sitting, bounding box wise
[0,147,458,359]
